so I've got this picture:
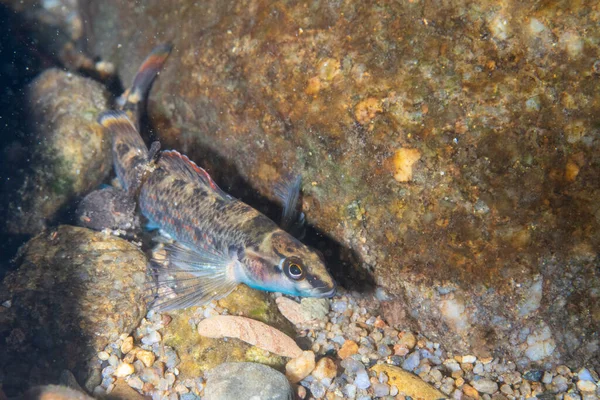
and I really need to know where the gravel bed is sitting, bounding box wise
[91,288,600,399]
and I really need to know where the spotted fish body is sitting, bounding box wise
[99,45,336,311]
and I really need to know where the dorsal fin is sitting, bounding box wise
[159,150,233,201]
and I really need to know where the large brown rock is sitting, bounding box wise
[0,226,148,396]
[3,69,111,235]
[78,0,599,368]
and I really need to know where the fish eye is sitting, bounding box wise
[284,258,305,280]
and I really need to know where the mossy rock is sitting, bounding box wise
[161,285,295,378]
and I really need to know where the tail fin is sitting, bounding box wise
[118,43,173,127]
[98,111,149,193]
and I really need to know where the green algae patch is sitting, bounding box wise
[161,285,296,378]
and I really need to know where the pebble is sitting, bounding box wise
[312,357,337,381]
[141,331,161,345]
[397,331,417,349]
[343,384,357,398]
[115,363,135,378]
[285,351,316,383]
[576,379,597,392]
[338,340,359,359]
[98,351,110,361]
[523,369,543,382]
[461,355,476,363]
[121,336,134,354]
[462,384,480,398]
[127,376,144,390]
[402,351,420,372]
[354,369,371,389]
[310,380,326,398]
[372,382,390,396]
[471,378,498,394]
[204,362,293,400]
[136,350,156,368]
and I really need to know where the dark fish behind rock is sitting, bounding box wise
[99,45,336,311]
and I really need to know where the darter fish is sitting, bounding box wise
[98,44,336,311]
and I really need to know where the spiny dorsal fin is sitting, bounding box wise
[159,150,233,201]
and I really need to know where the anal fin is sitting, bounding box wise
[146,240,239,311]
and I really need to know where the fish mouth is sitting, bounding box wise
[310,284,337,298]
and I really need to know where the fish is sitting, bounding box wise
[98,44,336,311]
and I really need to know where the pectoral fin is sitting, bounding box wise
[275,175,306,239]
[146,241,239,311]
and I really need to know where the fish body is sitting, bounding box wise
[99,45,336,311]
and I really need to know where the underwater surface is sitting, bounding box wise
[0,1,599,399]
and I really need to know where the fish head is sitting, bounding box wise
[240,230,336,298]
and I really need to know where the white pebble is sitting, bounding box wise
[115,362,135,378]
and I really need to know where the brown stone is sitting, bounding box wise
[338,340,359,359]
[312,357,338,381]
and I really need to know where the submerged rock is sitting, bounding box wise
[161,285,294,378]
[0,225,147,396]
[3,69,110,235]
[78,0,600,368]
[19,385,94,400]
[203,362,293,400]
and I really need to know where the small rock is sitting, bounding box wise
[577,379,597,392]
[276,297,309,326]
[393,344,409,356]
[338,340,359,359]
[523,369,544,382]
[300,298,329,321]
[296,385,307,399]
[204,362,293,400]
[471,378,498,394]
[136,350,156,368]
[114,363,135,378]
[371,364,445,399]
[577,368,595,382]
[542,371,553,384]
[127,376,144,391]
[310,380,326,398]
[286,351,316,383]
[141,331,161,346]
[462,383,480,399]
[121,337,134,354]
[354,369,370,390]
[402,351,420,372]
[443,359,461,373]
[461,355,476,364]
[110,379,146,400]
[98,352,110,361]
[312,357,337,381]
[21,385,94,400]
[500,384,513,396]
[397,332,417,349]
[343,384,356,398]
[372,382,390,397]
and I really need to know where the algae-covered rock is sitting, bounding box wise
[203,362,293,400]
[161,285,294,378]
[4,69,110,235]
[0,226,147,396]
[75,0,600,368]
[370,364,445,400]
